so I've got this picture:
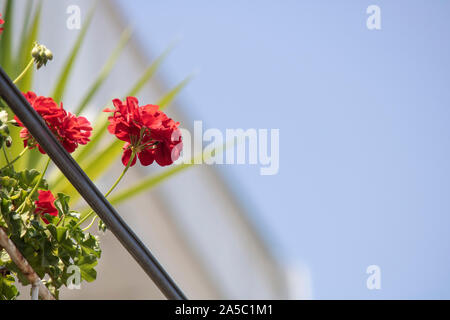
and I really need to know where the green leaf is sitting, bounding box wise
[107,145,225,206]
[0,250,9,263]
[0,159,101,299]
[15,2,42,92]
[60,139,123,201]
[126,43,175,97]
[76,255,98,282]
[74,27,132,115]
[16,169,47,191]
[80,234,101,258]
[0,3,40,170]
[0,168,47,196]
[51,5,95,103]
[98,219,106,232]
[0,1,33,170]
[14,0,34,75]
[157,73,194,110]
[47,225,68,243]
[0,274,19,300]
[54,193,70,216]
[0,198,25,237]
[109,163,191,206]
[15,3,43,170]
[25,149,44,180]
[66,210,80,220]
[40,241,59,268]
[42,213,58,226]
[0,0,15,75]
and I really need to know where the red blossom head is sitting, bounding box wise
[104,97,183,167]
[14,91,92,154]
[0,13,4,35]
[34,190,58,224]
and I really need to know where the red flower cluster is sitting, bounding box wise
[104,97,182,167]
[15,91,92,154]
[0,13,4,34]
[34,190,58,224]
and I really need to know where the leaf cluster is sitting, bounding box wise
[0,167,100,300]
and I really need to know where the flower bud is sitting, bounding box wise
[31,43,53,69]
[5,136,12,148]
[31,46,40,59]
[45,49,53,61]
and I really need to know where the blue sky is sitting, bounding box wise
[118,0,450,299]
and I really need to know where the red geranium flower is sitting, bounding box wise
[0,13,4,35]
[34,190,58,224]
[14,91,92,154]
[104,97,183,167]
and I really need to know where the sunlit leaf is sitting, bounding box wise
[126,42,175,97]
[101,144,226,209]
[13,2,42,170]
[51,4,95,103]
[109,163,192,206]
[15,0,34,75]
[74,27,132,115]
[16,1,42,92]
[157,73,195,110]
[59,139,123,201]
[0,0,14,74]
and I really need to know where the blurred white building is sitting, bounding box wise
[7,0,310,299]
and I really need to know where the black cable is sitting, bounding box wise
[0,66,186,300]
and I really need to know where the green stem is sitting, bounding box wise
[13,59,34,84]
[2,147,10,166]
[82,216,97,232]
[0,146,29,171]
[56,210,65,227]
[29,157,50,199]
[76,149,136,228]
[17,157,50,213]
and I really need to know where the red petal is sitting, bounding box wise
[137,148,155,166]
[121,147,137,167]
